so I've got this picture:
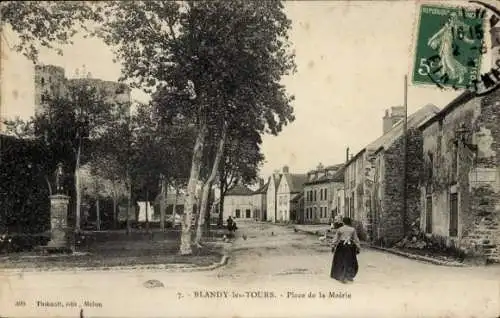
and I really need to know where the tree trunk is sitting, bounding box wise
[179,122,208,255]
[160,177,167,232]
[195,123,227,246]
[75,144,82,231]
[217,163,225,226]
[96,198,101,231]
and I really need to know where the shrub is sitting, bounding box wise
[0,233,50,254]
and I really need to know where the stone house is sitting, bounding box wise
[368,105,439,245]
[415,26,500,262]
[344,104,440,242]
[418,88,500,262]
[266,172,282,222]
[222,184,255,220]
[223,181,269,221]
[302,163,344,224]
[276,166,307,222]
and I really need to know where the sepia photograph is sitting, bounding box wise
[0,1,499,317]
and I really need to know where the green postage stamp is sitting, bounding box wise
[412,4,486,89]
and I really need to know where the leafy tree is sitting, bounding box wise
[0,134,52,234]
[4,85,115,231]
[97,0,295,255]
[217,128,265,225]
[82,157,127,230]
[0,1,102,62]
[88,108,133,231]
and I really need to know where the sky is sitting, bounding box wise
[1,1,496,180]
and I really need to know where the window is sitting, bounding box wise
[246,209,251,218]
[425,195,432,233]
[314,190,317,202]
[313,207,317,219]
[41,77,45,85]
[449,193,458,237]
[235,209,241,218]
[324,188,328,201]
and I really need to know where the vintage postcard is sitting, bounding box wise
[1,1,499,317]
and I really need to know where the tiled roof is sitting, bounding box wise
[285,173,308,193]
[305,165,345,185]
[366,104,439,152]
[325,163,343,170]
[225,184,255,196]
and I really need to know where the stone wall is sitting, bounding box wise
[420,89,500,262]
[375,128,423,245]
[223,194,254,220]
[34,65,68,115]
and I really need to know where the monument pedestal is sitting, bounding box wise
[46,194,72,253]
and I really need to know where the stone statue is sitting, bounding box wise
[55,162,64,193]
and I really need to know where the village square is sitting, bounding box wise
[1,1,500,318]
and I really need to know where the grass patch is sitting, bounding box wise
[0,229,223,269]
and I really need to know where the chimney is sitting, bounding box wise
[383,107,405,134]
[346,147,350,162]
[282,165,289,174]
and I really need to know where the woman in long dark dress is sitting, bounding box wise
[330,217,361,283]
